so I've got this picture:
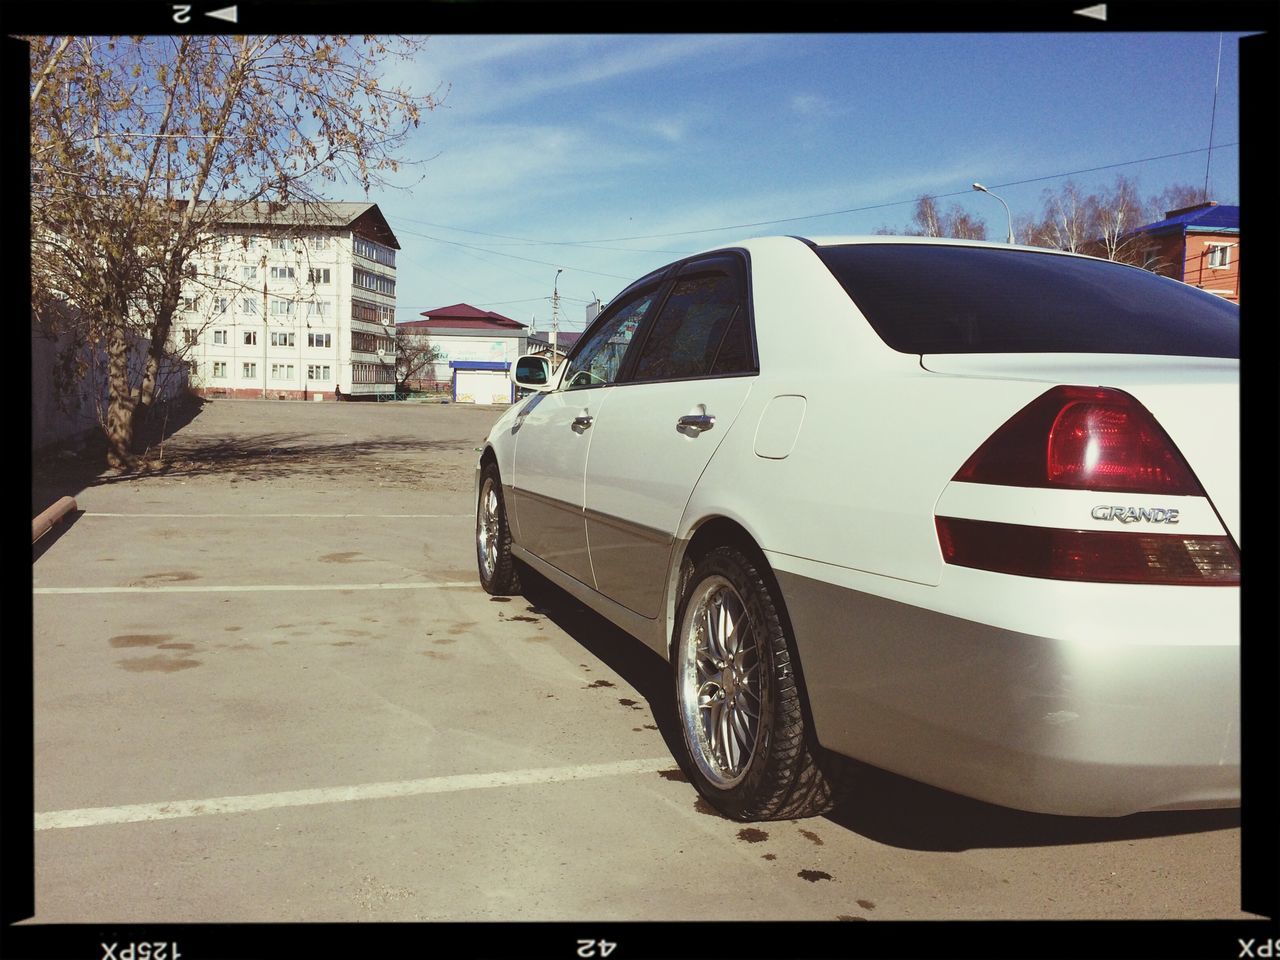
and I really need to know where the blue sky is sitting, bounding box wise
[364,33,1248,333]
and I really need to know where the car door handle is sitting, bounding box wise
[572,415,594,429]
[676,414,715,432]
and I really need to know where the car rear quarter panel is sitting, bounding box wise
[678,238,1060,588]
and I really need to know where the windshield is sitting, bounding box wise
[813,243,1239,359]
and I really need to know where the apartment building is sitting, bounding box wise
[175,201,399,400]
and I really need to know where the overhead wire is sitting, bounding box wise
[388,143,1240,249]
[389,142,1241,315]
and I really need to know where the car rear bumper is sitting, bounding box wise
[771,558,1240,817]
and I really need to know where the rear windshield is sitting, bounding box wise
[813,243,1239,358]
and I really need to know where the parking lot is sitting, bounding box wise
[27,398,1252,929]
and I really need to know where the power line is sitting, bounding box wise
[391,225,638,282]
[394,142,1239,248]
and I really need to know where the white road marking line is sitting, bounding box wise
[34,582,474,595]
[35,758,676,830]
[83,512,471,519]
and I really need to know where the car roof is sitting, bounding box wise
[680,234,1125,270]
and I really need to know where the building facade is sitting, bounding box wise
[1125,202,1240,304]
[398,304,528,404]
[175,202,399,400]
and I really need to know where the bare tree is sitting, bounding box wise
[1028,180,1094,253]
[1022,176,1215,271]
[909,195,944,237]
[899,195,988,240]
[1091,174,1149,264]
[395,328,442,392]
[1150,182,1210,217]
[28,35,443,468]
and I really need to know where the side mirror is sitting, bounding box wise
[511,354,553,391]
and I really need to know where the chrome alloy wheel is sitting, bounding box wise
[477,477,500,581]
[677,576,762,789]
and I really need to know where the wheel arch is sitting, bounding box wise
[667,514,791,661]
[666,512,840,816]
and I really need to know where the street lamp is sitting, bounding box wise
[972,182,1015,244]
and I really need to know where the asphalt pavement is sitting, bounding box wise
[20,397,1257,949]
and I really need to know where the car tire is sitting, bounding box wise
[673,545,839,821]
[476,462,522,595]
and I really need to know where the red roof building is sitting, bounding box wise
[397,304,527,403]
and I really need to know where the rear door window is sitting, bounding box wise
[813,243,1239,359]
[630,258,755,382]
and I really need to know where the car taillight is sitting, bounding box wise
[939,386,1239,585]
[935,518,1239,585]
[953,385,1203,494]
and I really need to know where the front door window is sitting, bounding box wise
[562,288,656,390]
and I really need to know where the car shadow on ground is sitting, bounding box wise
[515,563,1241,853]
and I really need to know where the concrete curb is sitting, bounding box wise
[33,496,77,544]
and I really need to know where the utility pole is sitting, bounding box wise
[551,268,563,362]
[261,252,269,399]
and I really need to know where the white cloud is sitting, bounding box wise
[413,35,765,117]
[790,93,842,118]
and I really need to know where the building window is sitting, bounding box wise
[352,331,394,354]
[212,361,227,378]
[183,297,199,312]
[271,238,291,252]
[310,236,329,251]
[352,361,398,385]
[306,301,330,319]
[307,364,332,380]
[308,333,332,348]
[271,332,296,347]
[241,297,258,314]
[182,329,198,345]
[242,265,258,281]
[213,264,229,279]
[271,363,295,380]
[242,362,256,378]
[270,299,294,316]
[270,266,296,280]
[216,298,228,315]
[307,268,331,284]
[243,330,257,345]
[353,267,396,296]
[213,329,228,344]
[354,237,396,267]
[1207,243,1232,269]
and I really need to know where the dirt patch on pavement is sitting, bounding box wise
[32,398,510,507]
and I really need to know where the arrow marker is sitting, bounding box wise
[1074,4,1107,20]
[207,4,238,22]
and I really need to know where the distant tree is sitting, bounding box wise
[1026,179,1094,253]
[1150,182,1210,217]
[28,35,442,469]
[909,195,944,237]
[945,209,988,241]
[1021,175,1221,273]
[1089,174,1150,264]
[896,195,988,240]
[395,328,443,392]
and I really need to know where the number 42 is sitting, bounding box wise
[577,940,617,958]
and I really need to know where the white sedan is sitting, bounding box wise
[474,236,1240,821]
